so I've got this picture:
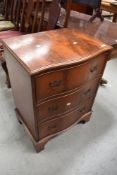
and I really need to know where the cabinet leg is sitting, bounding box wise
[100,78,108,85]
[15,108,46,153]
[79,112,92,124]
[79,120,87,124]
[15,109,22,124]
[34,141,45,153]
[18,119,22,125]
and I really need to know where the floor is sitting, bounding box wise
[0,58,117,175]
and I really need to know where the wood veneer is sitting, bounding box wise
[3,28,112,152]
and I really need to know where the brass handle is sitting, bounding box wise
[48,124,57,130]
[90,65,98,73]
[49,80,62,88]
[48,105,58,113]
[84,89,91,95]
[79,107,85,113]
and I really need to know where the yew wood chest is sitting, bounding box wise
[2,28,112,152]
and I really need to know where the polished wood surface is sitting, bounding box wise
[3,28,112,152]
[39,98,93,139]
[37,77,100,123]
[35,53,107,102]
[3,28,111,75]
[58,12,117,58]
[0,0,61,88]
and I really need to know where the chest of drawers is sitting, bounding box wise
[3,28,112,152]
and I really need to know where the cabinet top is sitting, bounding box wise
[2,28,112,75]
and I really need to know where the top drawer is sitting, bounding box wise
[35,53,107,103]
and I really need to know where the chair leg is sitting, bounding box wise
[113,14,117,23]
[89,8,104,22]
[1,60,11,88]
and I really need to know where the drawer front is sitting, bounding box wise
[35,53,106,103]
[81,76,100,101]
[39,99,93,139]
[37,77,100,122]
[67,54,106,90]
[37,88,83,122]
[35,70,65,103]
[88,54,106,80]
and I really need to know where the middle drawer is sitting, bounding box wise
[37,77,100,123]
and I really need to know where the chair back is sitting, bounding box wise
[2,0,22,29]
[2,0,9,19]
[19,0,36,33]
[2,0,61,33]
[3,0,35,33]
[32,0,61,33]
[2,0,16,19]
[47,0,61,30]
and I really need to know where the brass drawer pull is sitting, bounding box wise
[48,124,57,130]
[49,80,62,88]
[90,65,98,73]
[84,89,91,95]
[79,107,86,113]
[48,105,58,113]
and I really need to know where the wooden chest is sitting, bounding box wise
[2,28,112,152]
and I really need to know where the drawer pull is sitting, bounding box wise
[84,89,91,95]
[48,124,57,130]
[48,105,58,113]
[90,65,98,73]
[49,80,62,88]
[79,107,86,113]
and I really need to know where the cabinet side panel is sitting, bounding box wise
[4,48,38,140]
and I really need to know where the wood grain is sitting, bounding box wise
[3,28,112,152]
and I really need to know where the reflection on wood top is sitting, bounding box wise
[2,28,112,75]
[58,11,117,47]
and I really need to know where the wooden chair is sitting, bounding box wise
[0,0,20,31]
[30,0,61,33]
[0,0,30,87]
[0,0,61,88]
[0,0,61,50]
[0,0,20,21]
[60,0,103,27]
[0,0,5,20]
[0,0,23,50]
[0,0,61,43]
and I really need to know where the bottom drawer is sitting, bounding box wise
[39,99,93,139]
